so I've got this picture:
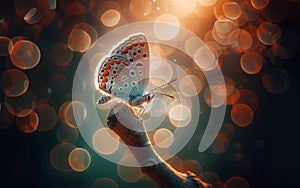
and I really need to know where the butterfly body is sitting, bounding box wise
[95,33,152,108]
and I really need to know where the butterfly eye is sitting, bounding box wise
[138,71,143,75]
[112,70,117,75]
[132,51,137,57]
[142,53,147,58]
[137,50,141,54]
[113,57,118,60]
[129,58,133,62]
[119,87,123,91]
[124,83,128,87]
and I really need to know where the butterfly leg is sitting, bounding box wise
[136,106,145,118]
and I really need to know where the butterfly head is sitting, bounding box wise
[128,93,154,106]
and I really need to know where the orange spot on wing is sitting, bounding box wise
[103,70,109,76]
[106,65,111,70]
[139,42,145,46]
[121,48,128,54]
[115,59,121,64]
[127,45,133,49]
[102,77,108,82]
[101,83,106,90]
[122,62,129,66]
[109,61,114,65]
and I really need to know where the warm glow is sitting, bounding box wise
[154,14,180,40]
[10,40,41,69]
[240,52,264,74]
[231,103,254,127]
[179,75,203,97]
[198,0,217,7]
[153,128,174,148]
[92,128,120,155]
[101,9,121,27]
[223,2,242,20]
[1,69,29,97]
[194,46,218,71]
[68,29,91,52]
[169,104,192,127]
[150,59,173,86]
[24,8,41,24]
[171,0,197,17]
[68,148,91,172]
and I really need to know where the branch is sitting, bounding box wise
[107,103,211,188]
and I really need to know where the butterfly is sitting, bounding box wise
[95,33,156,109]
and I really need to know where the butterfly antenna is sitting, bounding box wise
[150,79,177,92]
[152,92,175,99]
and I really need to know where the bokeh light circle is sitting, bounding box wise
[179,75,203,97]
[257,22,281,45]
[153,128,174,148]
[154,14,180,40]
[56,124,79,144]
[225,176,250,188]
[68,29,91,53]
[262,67,289,94]
[238,89,259,112]
[61,101,87,128]
[16,111,39,133]
[35,103,58,132]
[129,0,152,18]
[223,2,242,20]
[198,0,217,7]
[5,89,36,117]
[92,178,119,188]
[231,103,254,127]
[117,164,143,183]
[194,46,218,71]
[24,8,41,24]
[1,69,29,97]
[240,52,264,74]
[210,133,229,154]
[199,171,221,184]
[169,104,192,127]
[251,0,269,9]
[50,143,77,172]
[101,9,121,27]
[68,148,91,172]
[51,43,74,66]
[92,128,120,155]
[10,40,41,69]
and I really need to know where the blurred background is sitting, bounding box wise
[0,0,300,187]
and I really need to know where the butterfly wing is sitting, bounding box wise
[95,33,150,104]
